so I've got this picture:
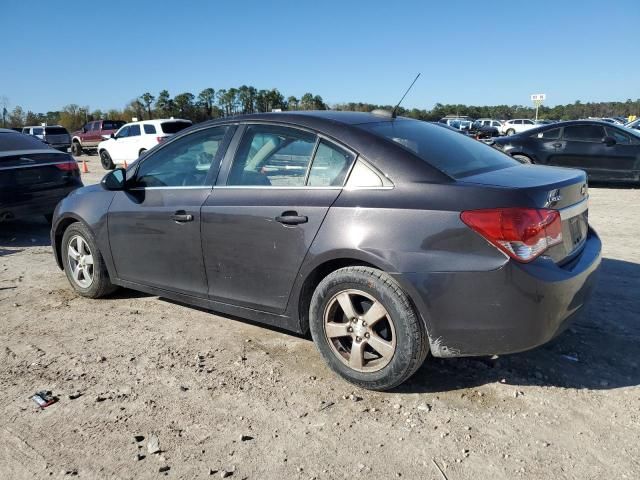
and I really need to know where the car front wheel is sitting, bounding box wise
[506,129,516,135]
[309,266,429,391]
[512,154,533,164]
[61,222,117,298]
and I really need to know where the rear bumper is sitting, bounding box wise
[393,228,602,357]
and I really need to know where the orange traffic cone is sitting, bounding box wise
[82,158,89,173]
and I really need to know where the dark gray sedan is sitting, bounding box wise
[51,111,601,390]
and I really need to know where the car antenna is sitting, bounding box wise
[391,73,421,119]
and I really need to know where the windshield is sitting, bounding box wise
[358,119,518,178]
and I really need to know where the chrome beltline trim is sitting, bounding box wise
[559,196,588,220]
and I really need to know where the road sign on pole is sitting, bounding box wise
[530,93,546,121]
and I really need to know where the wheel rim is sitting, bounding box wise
[323,289,396,373]
[100,152,110,169]
[67,235,94,288]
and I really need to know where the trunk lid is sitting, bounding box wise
[0,151,80,194]
[460,164,589,263]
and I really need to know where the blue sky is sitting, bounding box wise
[2,0,638,113]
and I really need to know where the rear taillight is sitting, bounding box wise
[157,136,166,143]
[461,208,562,263]
[55,161,79,172]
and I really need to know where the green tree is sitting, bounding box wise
[155,90,173,117]
[173,92,195,118]
[8,106,25,127]
[140,92,155,119]
[197,88,215,118]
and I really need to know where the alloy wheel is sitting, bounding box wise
[323,289,396,372]
[67,235,94,288]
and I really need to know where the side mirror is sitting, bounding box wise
[110,133,116,139]
[82,128,87,133]
[602,136,616,147]
[101,168,126,191]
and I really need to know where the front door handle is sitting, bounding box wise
[553,143,563,148]
[276,211,308,225]
[171,211,194,223]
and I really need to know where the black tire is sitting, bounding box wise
[100,150,115,170]
[71,142,83,156]
[512,154,533,164]
[138,148,147,158]
[61,222,117,298]
[309,266,429,391]
[506,128,516,136]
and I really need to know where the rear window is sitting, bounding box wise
[103,120,125,130]
[160,121,191,134]
[358,119,518,178]
[0,131,51,153]
[45,126,68,135]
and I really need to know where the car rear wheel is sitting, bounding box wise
[512,154,533,164]
[309,266,429,391]
[100,150,115,170]
[61,222,117,298]
[71,142,82,156]
[139,148,147,157]
[506,128,516,136]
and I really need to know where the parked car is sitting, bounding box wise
[22,125,71,151]
[51,111,600,390]
[500,119,537,135]
[493,120,640,184]
[439,117,473,132]
[71,120,126,156]
[0,128,82,222]
[97,118,192,169]
[470,118,502,138]
[624,118,640,132]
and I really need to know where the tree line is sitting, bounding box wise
[2,87,639,133]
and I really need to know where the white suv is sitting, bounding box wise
[97,118,192,169]
[500,119,537,136]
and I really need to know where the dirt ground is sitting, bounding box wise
[1,155,639,479]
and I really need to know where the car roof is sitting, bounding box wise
[122,118,191,126]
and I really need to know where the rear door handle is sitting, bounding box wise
[276,211,308,225]
[171,211,194,223]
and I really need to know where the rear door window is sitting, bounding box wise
[307,141,354,187]
[129,125,141,137]
[563,125,606,142]
[228,125,316,187]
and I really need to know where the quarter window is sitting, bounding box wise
[307,141,354,186]
[563,125,606,142]
[143,124,157,134]
[135,126,230,188]
[346,160,384,188]
[228,125,316,187]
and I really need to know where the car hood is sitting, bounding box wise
[68,183,104,197]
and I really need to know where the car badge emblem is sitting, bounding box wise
[580,183,588,196]
[546,188,562,206]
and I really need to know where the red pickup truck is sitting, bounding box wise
[71,120,125,156]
